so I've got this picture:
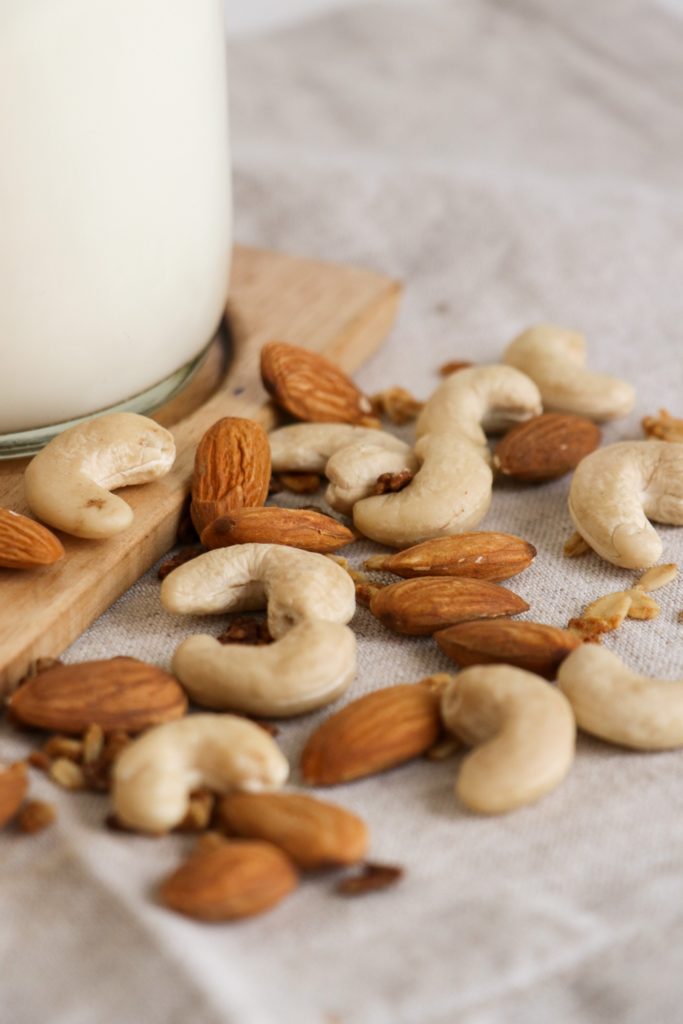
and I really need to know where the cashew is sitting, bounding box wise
[558,645,683,750]
[172,620,356,717]
[112,714,289,833]
[161,543,355,634]
[415,365,542,451]
[269,424,383,473]
[352,434,492,548]
[441,665,576,814]
[24,412,175,539]
[503,325,635,421]
[325,439,419,513]
[568,441,683,568]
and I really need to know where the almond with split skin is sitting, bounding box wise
[201,506,355,554]
[0,508,64,570]
[0,762,28,828]
[435,620,581,679]
[8,657,187,734]
[260,341,375,425]
[367,576,529,635]
[191,417,271,534]
[493,413,601,483]
[365,532,536,582]
[159,840,298,921]
[217,792,369,870]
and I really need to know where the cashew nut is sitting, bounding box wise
[269,423,382,473]
[503,325,635,421]
[352,434,492,548]
[172,620,357,717]
[325,439,419,513]
[441,665,576,814]
[160,543,356,636]
[568,441,683,568]
[415,365,542,451]
[24,412,176,539]
[557,644,683,750]
[112,714,289,833]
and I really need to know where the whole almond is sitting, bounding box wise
[159,839,298,921]
[301,682,443,785]
[9,657,188,734]
[0,762,28,828]
[368,576,529,635]
[260,341,375,424]
[0,508,64,570]
[201,506,355,553]
[217,792,369,869]
[493,413,601,483]
[191,417,271,534]
[365,532,536,581]
[435,620,581,679]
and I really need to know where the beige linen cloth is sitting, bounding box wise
[3,1,683,1021]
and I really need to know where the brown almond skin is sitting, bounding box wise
[365,532,536,582]
[217,792,369,869]
[191,417,271,534]
[201,506,355,554]
[8,657,188,734]
[0,508,64,570]
[369,576,529,635]
[493,413,601,483]
[260,341,374,424]
[159,840,298,921]
[435,620,581,680]
[301,683,442,785]
[0,762,28,828]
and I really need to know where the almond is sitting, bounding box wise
[0,508,64,570]
[493,413,601,482]
[201,506,355,554]
[191,417,271,534]
[159,839,298,921]
[260,341,375,424]
[368,576,529,635]
[435,620,581,679]
[365,532,536,581]
[300,682,443,785]
[8,657,188,734]
[0,762,28,828]
[217,792,369,870]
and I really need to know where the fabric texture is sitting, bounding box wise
[3,1,683,1021]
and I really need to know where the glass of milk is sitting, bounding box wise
[0,0,232,457]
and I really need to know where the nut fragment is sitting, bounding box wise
[626,590,660,620]
[563,532,590,558]
[642,409,683,443]
[201,507,354,554]
[335,862,403,896]
[49,758,85,790]
[176,790,216,833]
[367,576,529,635]
[157,546,205,580]
[261,341,374,424]
[571,592,633,635]
[365,532,536,581]
[275,472,322,494]
[217,616,273,646]
[370,387,424,425]
[439,360,473,377]
[373,470,415,495]
[636,563,678,592]
[191,417,271,534]
[0,762,28,828]
[18,800,56,834]
[0,508,65,570]
[492,413,601,483]
[435,620,582,679]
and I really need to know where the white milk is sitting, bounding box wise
[0,0,232,434]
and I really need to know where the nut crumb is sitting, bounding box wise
[355,583,381,607]
[373,470,415,495]
[217,616,272,646]
[43,735,83,762]
[642,409,683,443]
[18,800,56,834]
[82,723,105,765]
[336,862,403,897]
[627,590,660,621]
[49,757,85,791]
[370,387,424,425]
[26,751,51,773]
[275,472,322,494]
[563,532,590,558]
[158,545,204,580]
[636,563,678,592]
[438,360,473,377]
[176,790,215,833]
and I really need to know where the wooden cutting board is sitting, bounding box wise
[0,245,401,690]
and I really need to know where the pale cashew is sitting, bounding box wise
[172,620,356,717]
[269,423,382,473]
[325,439,419,513]
[568,441,683,569]
[24,412,175,539]
[503,324,635,421]
[352,434,492,548]
[160,543,356,636]
[441,665,576,814]
[415,365,542,450]
[112,714,289,833]
[558,645,683,750]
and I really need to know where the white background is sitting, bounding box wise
[225,0,404,35]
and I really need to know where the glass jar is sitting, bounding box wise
[0,0,232,456]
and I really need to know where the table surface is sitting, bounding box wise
[4,2,683,1023]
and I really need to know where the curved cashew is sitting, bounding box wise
[558,645,683,750]
[160,543,356,636]
[24,412,175,539]
[112,714,289,833]
[415,365,542,450]
[353,434,492,548]
[441,665,575,814]
[503,325,635,421]
[172,620,356,717]
[269,423,382,473]
[568,441,683,568]
[325,439,419,513]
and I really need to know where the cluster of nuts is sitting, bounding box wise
[2,324,683,922]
